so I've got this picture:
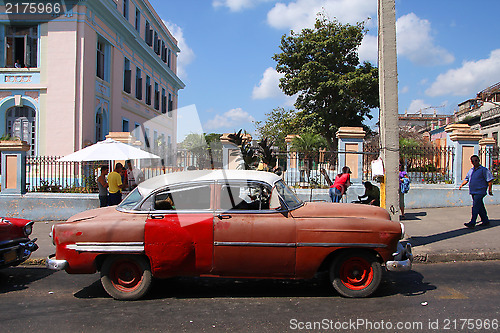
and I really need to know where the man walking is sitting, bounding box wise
[108,163,124,206]
[459,155,494,228]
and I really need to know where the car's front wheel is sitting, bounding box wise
[329,250,382,298]
[100,255,152,301]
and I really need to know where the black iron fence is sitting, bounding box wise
[400,146,455,184]
[20,145,456,193]
[26,156,105,193]
[481,146,500,184]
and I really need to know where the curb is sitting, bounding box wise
[414,251,500,263]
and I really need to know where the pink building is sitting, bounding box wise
[0,0,184,161]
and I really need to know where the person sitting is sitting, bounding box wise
[353,181,380,206]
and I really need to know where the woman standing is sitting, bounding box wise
[330,166,352,203]
[97,166,109,208]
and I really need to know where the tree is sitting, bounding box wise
[273,14,379,151]
[254,107,299,151]
[290,133,328,183]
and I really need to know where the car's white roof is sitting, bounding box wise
[137,169,282,197]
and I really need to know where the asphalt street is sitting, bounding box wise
[1,261,500,332]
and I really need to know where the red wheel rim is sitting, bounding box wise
[109,259,143,292]
[339,257,374,290]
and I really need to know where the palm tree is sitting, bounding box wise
[290,133,328,184]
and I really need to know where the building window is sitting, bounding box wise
[145,75,151,105]
[96,39,109,81]
[6,106,36,156]
[122,118,129,132]
[135,8,141,31]
[161,41,166,62]
[135,67,142,100]
[144,128,150,148]
[494,132,498,146]
[167,48,171,68]
[123,57,131,94]
[153,31,159,54]
[123,0,129,19]
[95,108,104,142]
[154,82,159,110]
[3,25,38,68]
[145,21,152,46]
[168,93,173,117]
[161,88,166,114]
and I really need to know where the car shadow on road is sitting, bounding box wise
[402,212,427,221]
[408,220,499,247]
[74,271,435,300]
[0,266,55,294]
[377,270,436,297]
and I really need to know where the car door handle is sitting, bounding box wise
[150,214,164,219]
[217,214,232,220]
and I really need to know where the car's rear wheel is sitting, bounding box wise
[329,250,382,298]
[101,255,152,301]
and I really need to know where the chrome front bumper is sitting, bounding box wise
[46,254,68,270]
[386,242,413,272]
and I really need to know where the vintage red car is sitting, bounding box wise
[0,217,38,268]
[47,170,412,300]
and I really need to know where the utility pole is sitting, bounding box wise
[378,0,400,219]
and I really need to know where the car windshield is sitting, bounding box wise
[274,180,303,210]
[118,188,145,210]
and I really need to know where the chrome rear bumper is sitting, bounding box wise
[386,242,413,272]
[46,254,68,270]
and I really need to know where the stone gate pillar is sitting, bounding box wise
[479,137,496,170]
[445,124,482,185]
[220,134,244,170]
[0,140,30,195]
[336,127,366,183]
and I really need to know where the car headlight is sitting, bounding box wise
[399,222,405,240]
[24,221,34,236]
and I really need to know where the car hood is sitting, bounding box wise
[290,202,392,221]
[66,206,128,223]
[0,217,31,241]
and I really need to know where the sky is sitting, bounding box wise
[148,0,500,142]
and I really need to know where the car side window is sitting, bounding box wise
[220,182,271,211]
[150,184,211,211]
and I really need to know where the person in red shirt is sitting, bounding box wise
[330,166,352,203]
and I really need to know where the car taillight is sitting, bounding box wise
[50,225,55,245]
[399,222,405,240]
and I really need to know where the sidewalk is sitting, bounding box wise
[25,204,500,265]
[403,205,500,262]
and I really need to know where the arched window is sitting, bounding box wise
[6,106,36,156]
[95,108,103,142]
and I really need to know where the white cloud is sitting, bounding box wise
[358,34,378,63]
[406,99,431,114]
[204,108,256,131]
[252,67,284,99]
[163,21,195,80]
[213,0,276,12]
[399,86,409,94]
[267,0,376,32]
[396,13,454,66]
[426,49,500,97]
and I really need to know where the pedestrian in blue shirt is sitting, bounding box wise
[459,155,494,228]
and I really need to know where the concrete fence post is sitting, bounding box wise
[445,124,482,186]
[0,140,30,195]
[479,138,496,170]
[336,127,366,184]
[220,133,245,170]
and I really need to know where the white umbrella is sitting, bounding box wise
[57,138,161,161]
